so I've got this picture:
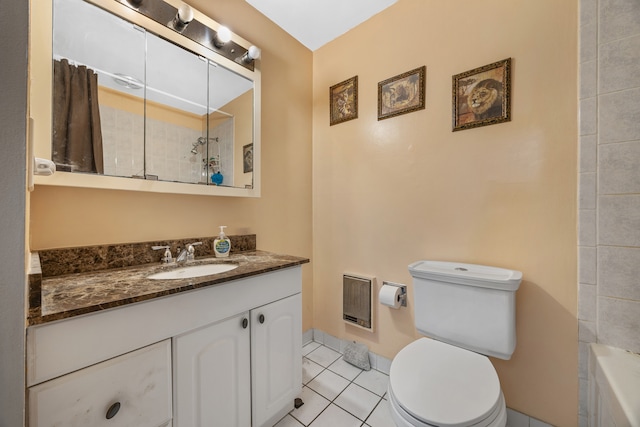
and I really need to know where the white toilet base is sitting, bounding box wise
[387,386,507,427]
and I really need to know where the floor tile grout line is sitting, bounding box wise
[299,345,388,426]
[302,371,383,426]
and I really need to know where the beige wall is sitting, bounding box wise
[29,0,315,329]
[312,0,578,425]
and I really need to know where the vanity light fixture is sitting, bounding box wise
[213,26,232,48]
[171,4,193,32]
[117,0,257,71]
[241,45,261,64]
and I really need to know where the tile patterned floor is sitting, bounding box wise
[273,342,396,427]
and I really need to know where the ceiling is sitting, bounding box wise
[245,0,398,51]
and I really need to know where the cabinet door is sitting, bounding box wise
[173,313,251,427]
[251,294,302,427]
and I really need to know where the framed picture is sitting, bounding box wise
[330,76,358,126]
[377,66,426,120]
[452,58,511,132]
[243,143,253,173]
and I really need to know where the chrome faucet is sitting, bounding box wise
[176,241,202,265]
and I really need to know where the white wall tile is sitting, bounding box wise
[580,22,597,63]
[579,414,588,427]
[599,35,640,94]
[579,172,597,209]
[599,0,640,44]
[598,195,640,246]
[376,355,392,375]
[598,297,640,353]
[580,60,597,99]
[323,334,343,353]
[303,329,314,345]
[579,135,597,173]
[579,341,590,379]
[579,97,597,136]
[579,320,597,343]
[599,141,640,195]
[598,245,640,300]
[580,0,598,27]
[313,329,325,344]
[368,352,377,371]
[579,378,588,416]
[579,247,597,285]
[599,88,640,144]
[579,210,597,247]
[578,283,597,322]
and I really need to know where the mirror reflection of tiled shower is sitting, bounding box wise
[206,117,234,186]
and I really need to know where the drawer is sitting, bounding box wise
[28,340,172,427]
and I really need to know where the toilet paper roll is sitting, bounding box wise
[379,284,402,309]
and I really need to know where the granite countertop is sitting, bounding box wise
[30,250,309,326]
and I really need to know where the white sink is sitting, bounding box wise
[147,263,238,280]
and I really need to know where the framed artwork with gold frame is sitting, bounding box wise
[377,66,426,120]
[330,76,358,126]
[452,58,511,131]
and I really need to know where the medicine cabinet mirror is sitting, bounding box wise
[31,0,261,196]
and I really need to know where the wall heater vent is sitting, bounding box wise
[343,274,375,332]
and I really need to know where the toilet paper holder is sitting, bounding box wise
[381,281,407,307]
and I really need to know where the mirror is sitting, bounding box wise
[33,0,260,196]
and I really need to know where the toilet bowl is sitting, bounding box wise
[388,338,506,427]
[388,261,522,427]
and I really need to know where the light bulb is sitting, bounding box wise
[216,26,232,44]
[242,45,261,64]
[172,4,194,32]
[247,46,261,60]
[177,4,193,24]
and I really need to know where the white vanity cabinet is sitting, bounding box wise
[27,266,303,427]
[172,293,302,427]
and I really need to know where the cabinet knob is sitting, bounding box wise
[106,401,121,419]
[242,318,248,329]
[258,314,265,324]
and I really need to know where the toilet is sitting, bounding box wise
[388,260,522,427]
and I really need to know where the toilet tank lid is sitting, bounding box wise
[409,260,522,291]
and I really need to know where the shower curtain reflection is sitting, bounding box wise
[52,58,104,173]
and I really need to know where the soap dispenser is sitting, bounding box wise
[214,226,231,258]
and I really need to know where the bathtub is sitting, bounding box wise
[589,343,640,426]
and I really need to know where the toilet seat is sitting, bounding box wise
[388,338,505,427]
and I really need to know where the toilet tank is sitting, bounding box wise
[408,261,522,360]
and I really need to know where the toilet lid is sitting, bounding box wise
[389,338,502,427]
